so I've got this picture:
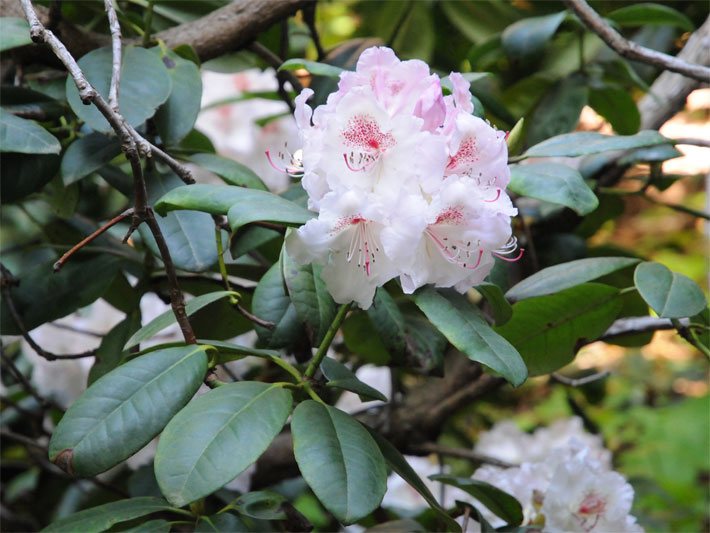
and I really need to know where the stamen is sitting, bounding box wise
[493,248,525,262]
[483,188,501,203]
[265,149,287,173]
[343,153,366,173]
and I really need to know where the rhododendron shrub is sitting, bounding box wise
[2,2,707,532]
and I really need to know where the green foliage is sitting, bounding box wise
[155,382,292,507]
[292,401,387,524]
[634,262,707,318]
[49,346,209,476]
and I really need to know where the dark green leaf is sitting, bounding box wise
[155,382,292,507]
[475,283,513,325]
[618,143,681,166]
[0,152,59,203]
[607,3,694,31]
[506,257,640,301]
[366,519,426,532]
[121,519,172,533]
[124,290,236,349]
[321,357,387,402]
[402,315,447,373]
[282,246,336,345]
[44,175,79,219]
[589,87,640,135]
[88,311,141,384]
[509,162,598,215]
[227,190,314,232]
[279,59,344,78]
[234,490,287,520]
[0,108,60,154]
[200,339,281,364]
[0,17,32,52]
[169,128,215,154]
[413,288,527,386]
[189,153,266,190]
[501,11,565,58]
[49,346,209,476]
[634,262,707,319]
[431,475,523,526]
[195,513,249,532]
[41,497,174,533]
[342,312,391,365]
[60,132,122,185]
[495,283,622,375]
[140,171,219,272]
[524,130,667,158]
[526,75,588,147]
[66,46,172,134]
[251,262,302,348]
[0,255,121,335]
[366,429,461,532]
[366,288,407,361]
[153,49,202,145]
[292,401,387,524]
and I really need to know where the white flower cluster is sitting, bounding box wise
[286,47,519,309]
[472,418,643,532]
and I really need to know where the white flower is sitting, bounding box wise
[542,448,641,533]
[286,189,398,309]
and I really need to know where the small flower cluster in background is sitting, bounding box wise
[286,47,519,309]
[382,418,643,533]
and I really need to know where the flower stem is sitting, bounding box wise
[304,302,352,379]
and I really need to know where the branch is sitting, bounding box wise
[566,0,710,82]
[673,137,710,149]
[53,208,133,272]
[410,443,515,468]
[104,0,121,112]
[598,316,687,341]
[0,345,61,410]
[20,0,197,347]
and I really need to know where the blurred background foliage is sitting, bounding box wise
[1,0,708,531]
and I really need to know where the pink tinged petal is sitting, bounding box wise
[355,46,400,74]
[294,88,314,130]
[448,72,473,113]
[342,114,396,152]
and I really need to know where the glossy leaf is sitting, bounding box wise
[124,290,236,349]
[509,163,598,215]
[321,357,387,402]
[41,497,173,533]
[282,247,336,345]
[195,513,249,532]
[0,17,32,52]
[189,153,266,190]
[634,262,707,319]
[402,315,448,373]
[66,46,172,134]
[292,401,387,524]
[49,346,209,476]
[431,475,523,526]
[279,58,344,78]
[496,283,622,376]
[413,288,527,386]
[475,283,513,325]
[342,312,391,365]
[154,49,203,145]
[0,255,121,335]
[501,11,565,58]
[141,171,219,272]
[234,490,287,520]
[155,382,292,507]
[607,3,694,31]
[589,87,640,135]
[524,130,666,158]
[252,262,302,348]
[227,190,314,232]
[0,108,60,154]
[122,519,172,533]
[61,133,121,185]
[506,257,640,301]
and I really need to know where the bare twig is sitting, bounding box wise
[673,137,710,149]
[53,208,133,272]
[0,348,61,410]
[411,443,514,468]
[104,0,121,112]
[302,2,325,60]
[461,505,471,532]
[565,0,710,82]
[598,316,687,341]
[249,41,303,96]
[552,370,611,387]
[235,303,275,329]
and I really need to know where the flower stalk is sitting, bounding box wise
[303,302,352,379]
